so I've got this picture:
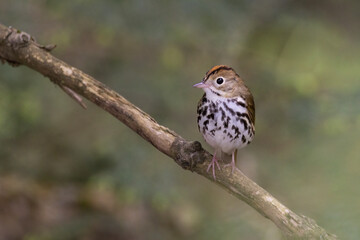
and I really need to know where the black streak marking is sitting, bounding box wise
[229,98,246,108]
[220,107,226,121]
[236,100,246,108]
[223,102,235,116]
[203,120,209,129]
[207,113,215,120]
[210,101,216,110]
[202,96,208,103]
[224,116,230,128]
[240,118,248,130]
[236,112,250,122]
[202,119,209,134]
[213,102,219,113]
[231,125,241,142]
[202,106,208,116]
[210,89,221,96]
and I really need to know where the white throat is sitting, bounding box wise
[204,88,224,101]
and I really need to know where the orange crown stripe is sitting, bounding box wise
[204,65,233,80]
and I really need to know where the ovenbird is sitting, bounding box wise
[194,65,255,179]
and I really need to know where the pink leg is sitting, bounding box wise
[207,150,221,180]
[225,150,238,173]
[230,151,236,173]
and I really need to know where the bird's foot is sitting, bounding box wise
[207,155,220,180]
[224,161,239,174]
[224,150,239,174]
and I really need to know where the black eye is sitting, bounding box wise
[216,77,224,85]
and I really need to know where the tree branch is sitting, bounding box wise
[0,23,337,239]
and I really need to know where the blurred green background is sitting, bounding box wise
[1,0,360,239]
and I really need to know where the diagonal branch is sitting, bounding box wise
[0,23,337,239]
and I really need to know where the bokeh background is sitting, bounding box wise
[1,0,360,239]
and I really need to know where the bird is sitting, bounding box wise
[193,65,255,179]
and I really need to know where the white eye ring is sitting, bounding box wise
[216,77,224,85]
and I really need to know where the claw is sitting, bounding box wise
[224,150,238,174]
[207,151,220,180]
[224,161,236,173]
[215,159,220,170]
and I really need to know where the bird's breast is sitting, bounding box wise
[197,96,255,153]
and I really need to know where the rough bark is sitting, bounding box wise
[0,23,338,239]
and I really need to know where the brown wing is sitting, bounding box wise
[246,94,255,125]
[243,89,255,130]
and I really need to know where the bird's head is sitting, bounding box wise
[193,65,245,98]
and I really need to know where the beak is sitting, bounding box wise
[193,82,210,88]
